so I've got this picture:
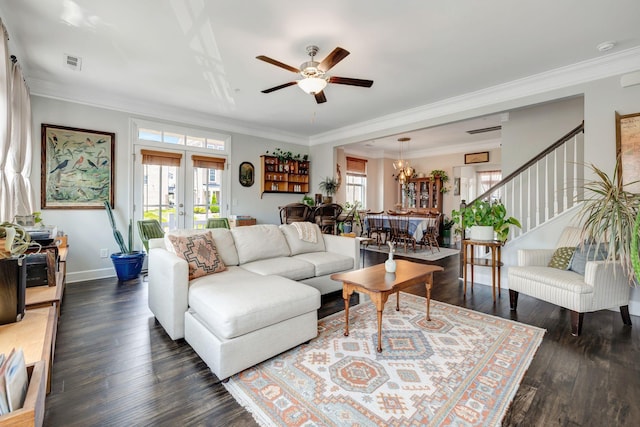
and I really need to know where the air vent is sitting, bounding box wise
[64,54,82,71]
[466,125,501,135]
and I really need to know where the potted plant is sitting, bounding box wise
[575,162,640,280]
[319,177,340,204]
[104,201,145,281]
[430,169,450,193]
[301,195,315,207]
[452,200,521,242]
[0,222,40,324]
[441,216,455,246]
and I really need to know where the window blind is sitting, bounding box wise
[192,154,226,170]
[140,149,182,166]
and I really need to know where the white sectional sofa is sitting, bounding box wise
[147,223,359,379]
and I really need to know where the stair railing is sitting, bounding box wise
[465,122,585,239]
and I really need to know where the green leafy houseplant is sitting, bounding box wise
[0,222,35,259]
[319,177,340,197]
[452,200,521,242]
[430,169,450,193]
[575,162,640,279]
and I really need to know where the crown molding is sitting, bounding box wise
[28,46,640,148]
[309,46,640,146]
[29,78,309,145]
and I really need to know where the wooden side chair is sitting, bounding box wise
[388,214,417,252]
[419,213,441,253]
[279,203,312,224]
[365,212,388,247]
[137,219,165,252]
[206,218,230,229]
[313,203,343,234]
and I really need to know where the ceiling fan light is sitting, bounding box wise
[297,77,327,94]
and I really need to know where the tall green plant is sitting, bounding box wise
[104,201,134,254]
[576,162,640,278]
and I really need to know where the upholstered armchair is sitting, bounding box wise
[508,227,632,336]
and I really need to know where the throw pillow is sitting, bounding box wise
[168,232,226,280]
[569,242,608,275]
[547,246,576,270]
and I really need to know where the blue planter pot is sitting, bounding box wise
[110,251,145,281]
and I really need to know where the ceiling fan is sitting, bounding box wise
[256,45,374,104]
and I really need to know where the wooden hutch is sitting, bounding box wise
[401,176,443,214]
[260,155,310,198]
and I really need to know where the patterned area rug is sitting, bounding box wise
[224,293,545,427]
[365,244,460,262]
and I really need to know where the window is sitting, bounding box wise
[133,119,230,230]
[477,170,502,202]
[345,157,367,208]
[136,120,228,152]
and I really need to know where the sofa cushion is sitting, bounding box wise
[280,223,326,255]
[570,243,608,275]
[548,246,576,270]
[188,268,320,339]
[509,266,593,294]
[165,228,239,266]
[231,224,290,264]
[293,252,355,276]
[167,232,226,280]
[240,257,315,280]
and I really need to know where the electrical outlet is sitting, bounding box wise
[100,248,109,258]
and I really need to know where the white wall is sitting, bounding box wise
[30,96,309,282]
[501,97,584,175]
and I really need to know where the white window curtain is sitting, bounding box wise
[0,20,11,221]
[8,61,33,216]
[0,19,33,222]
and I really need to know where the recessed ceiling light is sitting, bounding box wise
[597,41,615,52]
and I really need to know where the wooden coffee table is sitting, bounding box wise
[331,260,443,352]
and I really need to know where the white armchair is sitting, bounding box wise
[508,227,632,336]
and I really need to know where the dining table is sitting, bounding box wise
[364,215,438,242]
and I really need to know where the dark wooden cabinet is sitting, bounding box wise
[260,155,310,198]
[402,177,442,213]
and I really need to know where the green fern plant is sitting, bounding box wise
[104,201,134,254]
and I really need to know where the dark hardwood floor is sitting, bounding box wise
[44,250,639,426]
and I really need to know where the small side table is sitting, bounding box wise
[462,239,504,302]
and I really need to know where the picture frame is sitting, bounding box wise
[41,124,115,209]
[453,177,461,196]
[464,151,489,164]
[239,161,254,187]
[615,111,640,193]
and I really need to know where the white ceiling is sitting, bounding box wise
[2,0,639,157]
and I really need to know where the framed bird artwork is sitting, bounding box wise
[41,123,115,209]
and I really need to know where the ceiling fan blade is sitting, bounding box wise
[318,47,350,72]
[314,91,327,104]
[256,55,300,73]
[261,81,297,93]
[328,76,374,87]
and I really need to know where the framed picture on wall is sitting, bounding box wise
[453,177,461,196]
[239,161,254,187]
[41,123,115,209]
[615,111,640,193]
[464,151,489,164]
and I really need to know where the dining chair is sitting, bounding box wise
[279,203,312,224]
[205,218,230,229]
[137,219,165,252]
[388,214,416,252]
[419,213,441,253]
[313,203,343,234]
[365,211,388,247]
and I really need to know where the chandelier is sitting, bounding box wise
[393,137,413,183]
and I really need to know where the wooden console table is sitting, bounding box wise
[462,239,504,303]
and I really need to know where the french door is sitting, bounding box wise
[133,145,227,230]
